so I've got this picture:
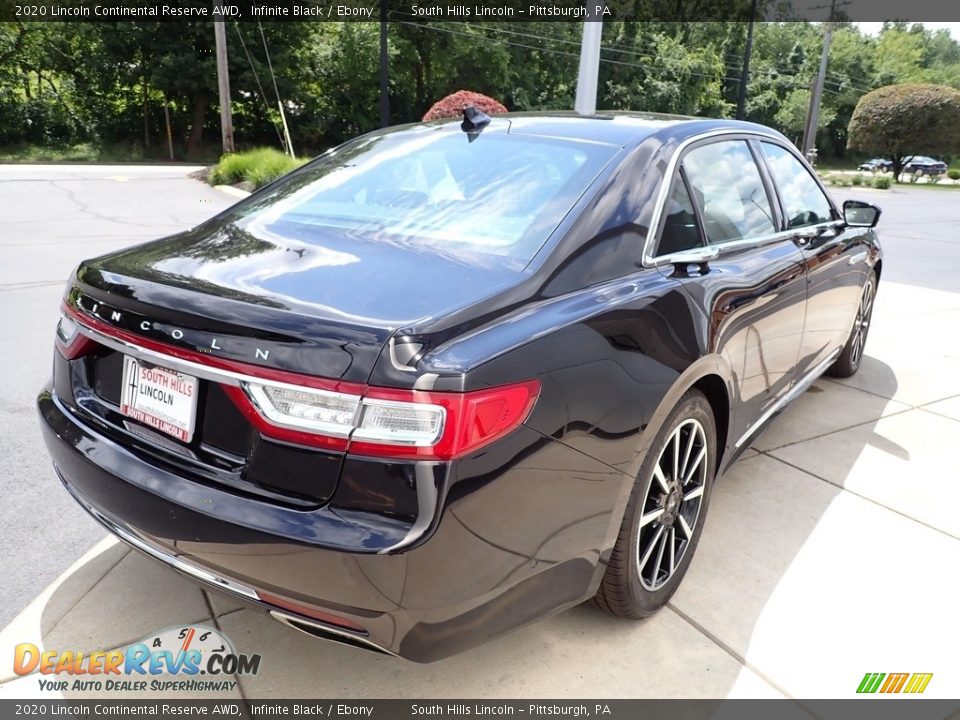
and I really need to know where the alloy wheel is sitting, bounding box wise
[636,418,708,591]
[850,277,875,367]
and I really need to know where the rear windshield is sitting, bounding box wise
[229,127,618,262]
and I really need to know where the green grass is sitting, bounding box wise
[0,142,140,163]
[0,142,220,164]
[209,148,306,189]
[894,181,960,191]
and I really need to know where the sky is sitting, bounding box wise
[855,22,960,40]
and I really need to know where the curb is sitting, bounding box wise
[213,184,252,199]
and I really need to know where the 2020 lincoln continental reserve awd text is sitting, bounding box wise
[39,110,882,662]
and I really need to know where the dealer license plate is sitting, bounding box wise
[120,355,198,443]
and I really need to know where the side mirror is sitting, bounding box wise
[843,200,881,228]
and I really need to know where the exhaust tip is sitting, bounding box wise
[268,611,394,656]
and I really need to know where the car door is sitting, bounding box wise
[757,141,870,375]
[650,136,808,447]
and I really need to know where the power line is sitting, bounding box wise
[232,23,286,151]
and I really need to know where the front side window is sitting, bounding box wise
[761,142,835,229]
[682,140,776,244]
[657,172,703,255]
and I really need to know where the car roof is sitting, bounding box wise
[414,111,787,149]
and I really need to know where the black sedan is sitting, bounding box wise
[903,155,948,175]
[858,157,892,172]
[39,110,882,662]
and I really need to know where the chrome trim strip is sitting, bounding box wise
[75,492,258,599]
[77,322,260,389]
[268,611,397,656]
[650,220,842,267]
[75,320,362,430]
[734,348,842,449]
[75,317,443,451]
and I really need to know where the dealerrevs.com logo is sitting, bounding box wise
[857,672,933,694]
[13,625,261,693]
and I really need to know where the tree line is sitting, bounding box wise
[1,18,959,159]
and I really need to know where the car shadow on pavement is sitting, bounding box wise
[16,353,956,699]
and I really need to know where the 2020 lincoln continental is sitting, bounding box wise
[39,110,881,662]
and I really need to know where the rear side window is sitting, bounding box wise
[681,140,776,244]
[761,142,835,229]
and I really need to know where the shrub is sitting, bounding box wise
[948,169,960,180]
[851,174,864,186]
[422,90,508,121]
[873,175,892,189]
[209,148,306,189]
[861,175,875,187]
[928,172,944,184]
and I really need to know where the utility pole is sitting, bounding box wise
[574,5,603,116]
[378,0,389,127]
[213,1,235,154]
[736,0,758,120]
[801,0,848,159]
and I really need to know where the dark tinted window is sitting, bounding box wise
[682,140,776,244]
[761,142,835,229]
[657,173,703,255]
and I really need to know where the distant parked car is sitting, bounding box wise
[858,158,892,172]
[903,156,948,175]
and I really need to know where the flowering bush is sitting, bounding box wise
[422,91,508,121]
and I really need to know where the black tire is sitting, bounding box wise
[594,389,717,618]
[827,271,877,379]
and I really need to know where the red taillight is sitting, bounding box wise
[62,303,540,461]
[349,380,541,461]
[55,314,96,359]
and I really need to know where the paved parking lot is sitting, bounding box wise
[1,166,958,699]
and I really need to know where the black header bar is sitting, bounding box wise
[3,0,960,22]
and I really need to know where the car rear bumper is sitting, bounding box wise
[39,387,616,661]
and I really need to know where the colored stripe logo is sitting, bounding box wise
[857,672,933,694]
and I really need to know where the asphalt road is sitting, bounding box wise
[0,165,957,632]
[0,165,235,629]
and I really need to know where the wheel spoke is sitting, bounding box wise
[652,531,667,586]
[639,508,664,528]
[680,425,696,480]
[672,428,680,482]
[638,525,665,571]
[677,515,694,540]
[683,446,707,485]
[683,485,704,502]
[668,528,676,576]
[653,464,670,494]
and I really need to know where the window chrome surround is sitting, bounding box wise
[641,129,843,268]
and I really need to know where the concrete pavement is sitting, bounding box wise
[1,167,958,699]
[0,165,235,630]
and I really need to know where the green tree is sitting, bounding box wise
[848,83,960,180]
